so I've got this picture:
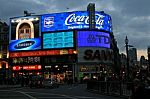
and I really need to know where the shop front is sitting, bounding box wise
[12,65,42,77]
[42,54,77,84]
[77,47,114,82]
[44,64,73,84]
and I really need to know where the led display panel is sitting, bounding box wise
[9,16,41,51]
[41,11,112,32]
[43,31,74,49]
[77,31,110,48]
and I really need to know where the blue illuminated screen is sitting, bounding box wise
[43,31,74,49]
[41,11,112,32]
[77,31,110,48]
[9,38,41,51]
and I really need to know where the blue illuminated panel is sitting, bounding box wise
[9,38,41,51]
[41,11,112,32]
[77,31,110,48]
[43,31,74,49]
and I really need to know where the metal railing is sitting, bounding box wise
[87,80,132,98]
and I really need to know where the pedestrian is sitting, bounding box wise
[21,76,25,87]
[130,79,145,99]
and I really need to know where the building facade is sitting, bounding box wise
[8,7,120,83]
[147,46,150,72]
[0,21,9,84]
[128,48,137,68]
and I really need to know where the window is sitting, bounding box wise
[0,46,2,51]
[4,34,8,40]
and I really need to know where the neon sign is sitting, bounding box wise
[13,65,41,70]
[11,57,40,64]
[9,49,74,57]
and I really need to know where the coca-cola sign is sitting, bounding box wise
[41,11,112,32]
[65,13,104,26]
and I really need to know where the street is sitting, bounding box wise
[0,84,124,99]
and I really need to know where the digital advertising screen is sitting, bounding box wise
[9,38,41,51]
[43,31,74,49]
[77,31,110,48]
[10,16,40,40]
[9,16,41,51]
[41,11,112,32]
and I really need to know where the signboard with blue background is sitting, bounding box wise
[9,38,41,51]
[77,31,110,48]
[41,11,112,32]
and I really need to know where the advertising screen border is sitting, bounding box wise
[41,11,112,33]
[9,38,41,52]
[9,15,41,52]
[76,30,111,49]
[42,30,76,50]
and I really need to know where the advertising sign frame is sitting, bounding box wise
[41,11,112,32]
[76,30,111,48]
[42,30,76,50]
[9,15,41,51]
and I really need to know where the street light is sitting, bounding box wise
[125,36,134,81]
[125,36,130,81]
[24,10,35,16]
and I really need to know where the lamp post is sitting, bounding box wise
[125,36,130,81]
[73,50,77,83]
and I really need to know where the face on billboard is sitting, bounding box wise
[77,31,110,48]
[43,31,74,49]
[9,16,41,51]
[41,11,112,32]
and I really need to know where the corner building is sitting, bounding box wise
[9,11,120,83]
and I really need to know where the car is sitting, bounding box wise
[43,78,59,88]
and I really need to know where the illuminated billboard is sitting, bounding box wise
[9,49,74,57]
[41,11,112,32]
[9,16,41,51]
[9,38,41,51]
[13,65,41,70]
[77,31,110,48]
[78,47,113,63]
[10,56,41,65]
[43,31,74,49]
[10,16,40,40]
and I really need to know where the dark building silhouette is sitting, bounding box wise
[0,21,9,84]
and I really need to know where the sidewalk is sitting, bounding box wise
[0,84,21,89]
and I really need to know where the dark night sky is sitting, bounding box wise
[0,0,150,59]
